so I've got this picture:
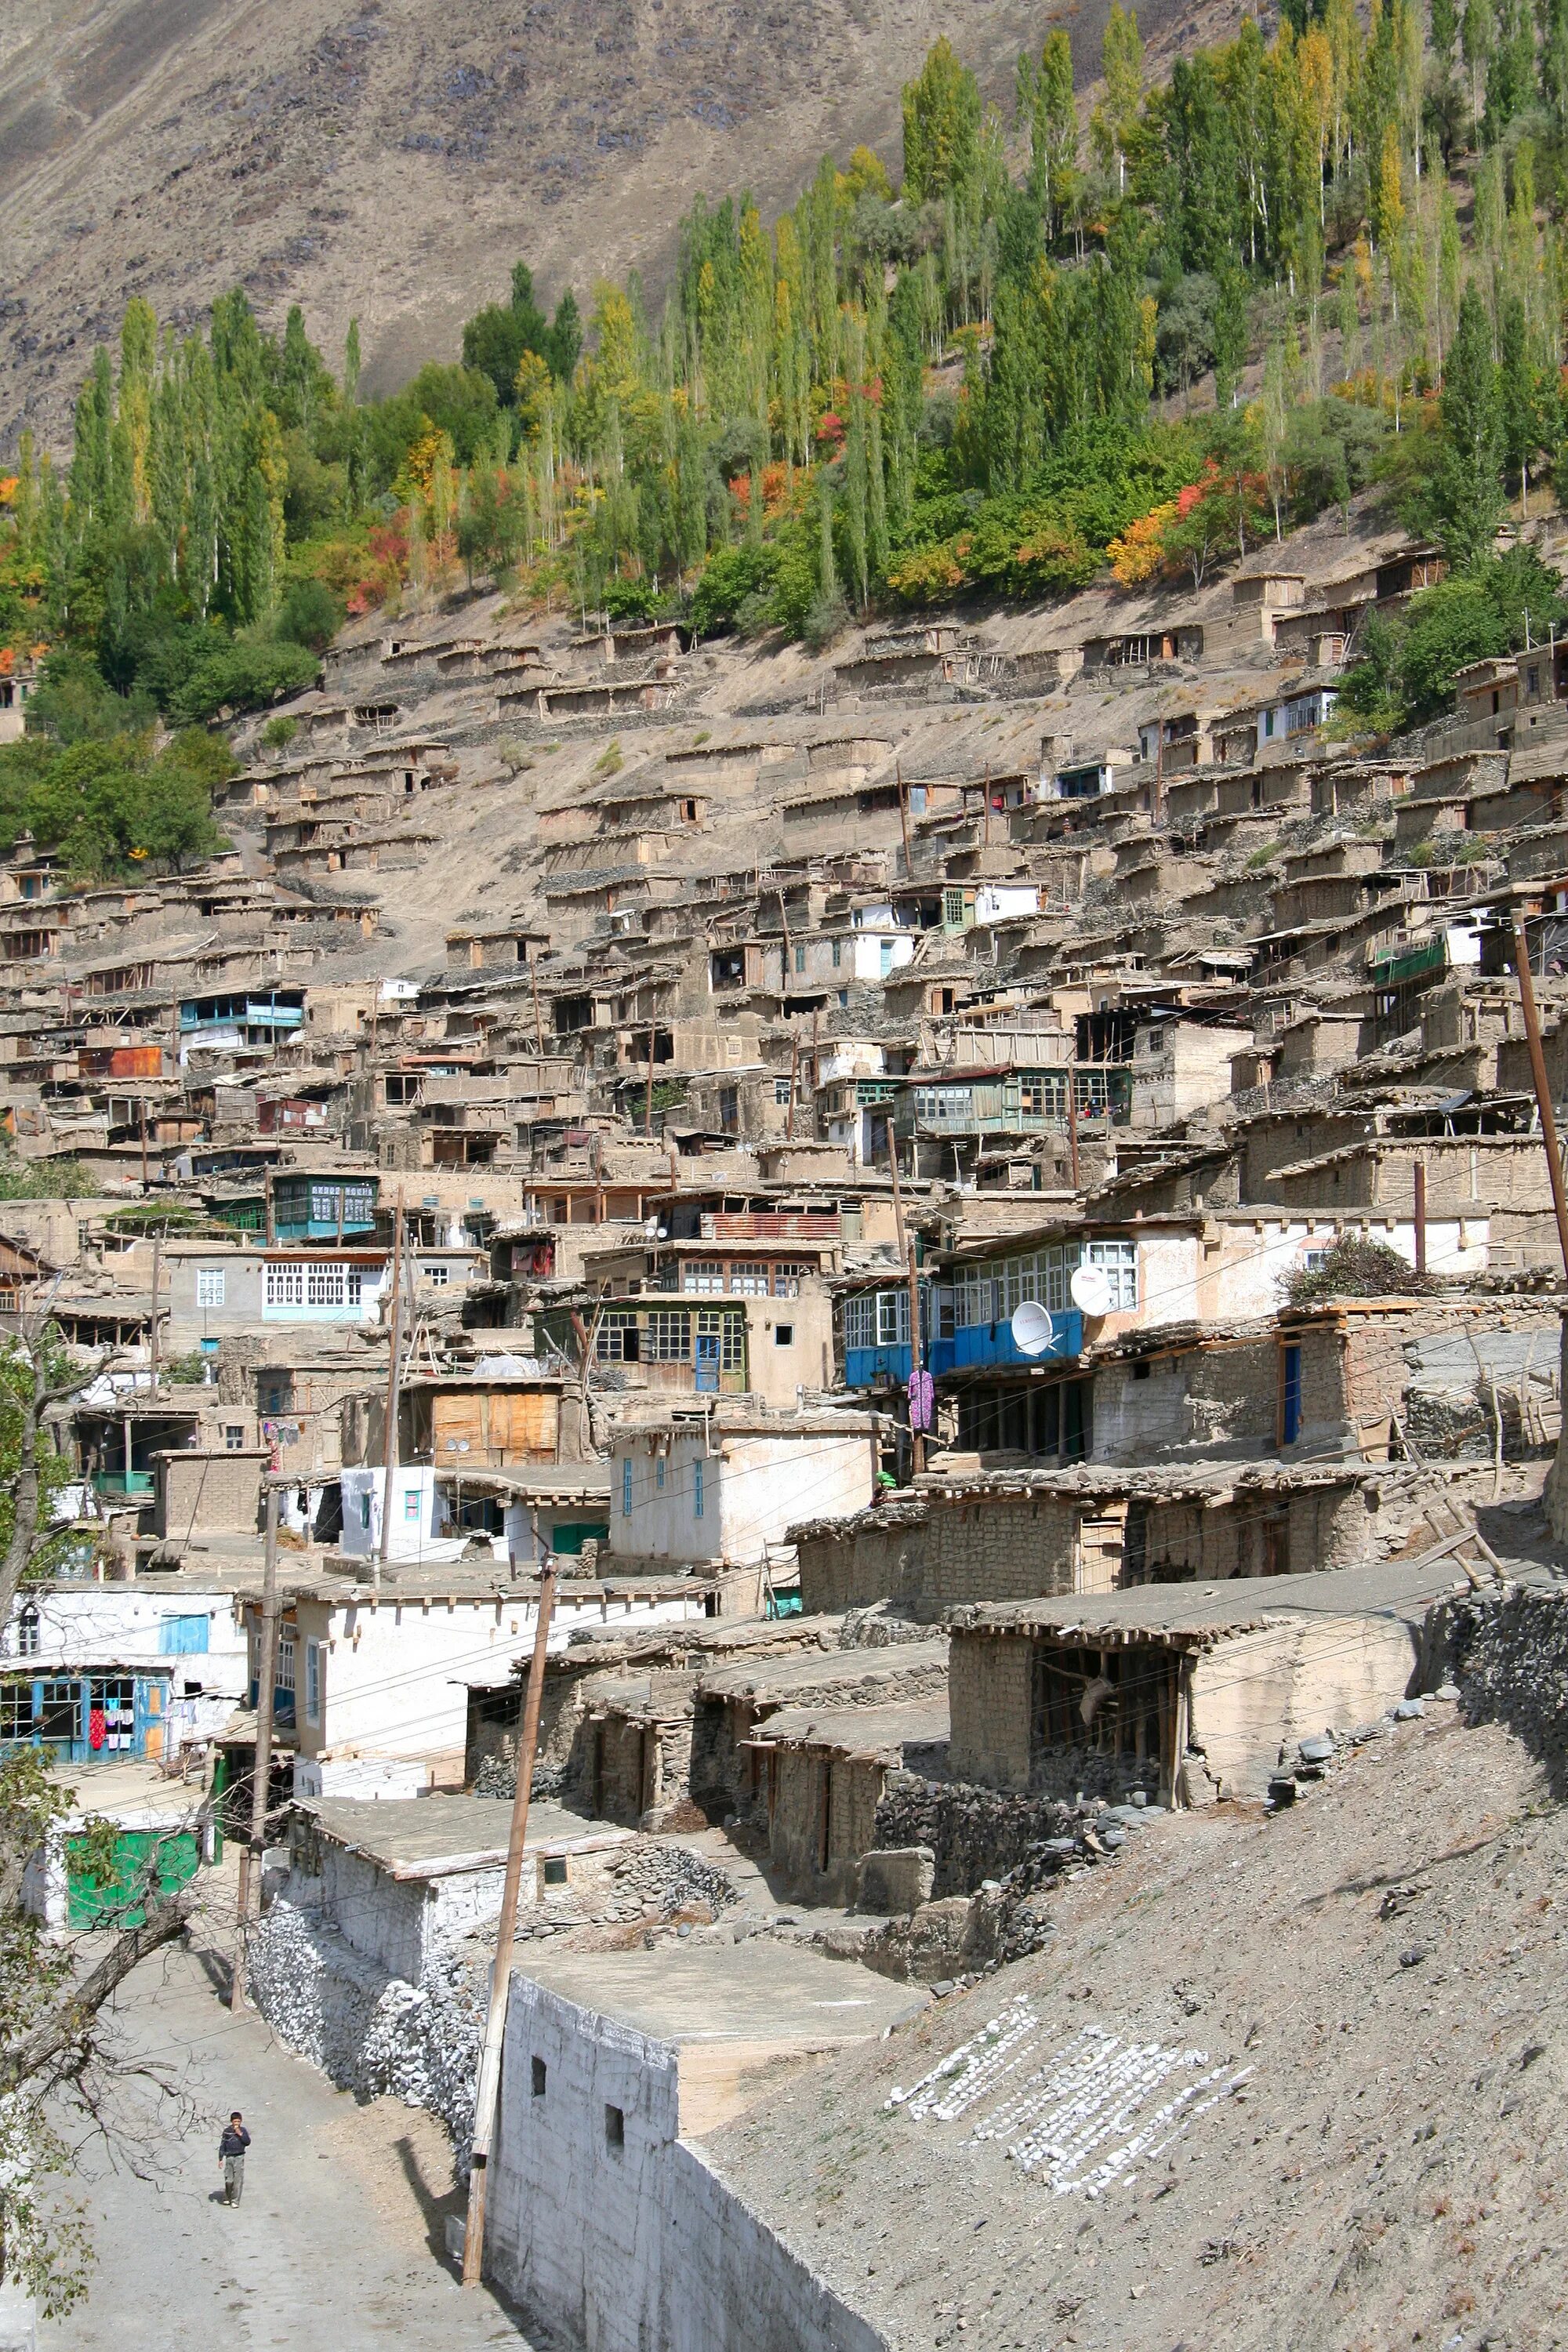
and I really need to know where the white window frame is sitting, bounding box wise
[197,1269,226,1309]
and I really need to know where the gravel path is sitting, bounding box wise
[42,1929,532,2352]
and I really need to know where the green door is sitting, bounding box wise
[66,1827,200,1929]
[550,1521,610,1558]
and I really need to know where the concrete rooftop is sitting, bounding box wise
[517,1937,928,2047]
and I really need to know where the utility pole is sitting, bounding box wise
[149,1226,162,1386]
[376,1194,406,1577]
[644,1029,656,1138]
[230,1481,280,2012]
[1511,909,1568,1276]
[531,954,546,1058]
[1413,1160,1427,1276]
[786,1034,799,1141]
[462,1558,560,2288]
[886,1120,925,1475]
[897,758,913,877]
[1066,1070,1081,1191]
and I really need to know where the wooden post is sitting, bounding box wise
[776,884,793,993]
[786,1035,800,1141]
[897,759,912,876]
[462,1559,560,2288]
[376,1195,405,1578]
[149,1228,162,1385]
[1066,1069,1081,1190]
[982,764,991,850]
[644,1029,656,1138]
[886,1124,925,1476]
[264,1167,275,1246]
[139,1102,148,1191]
[1511,910,1568,1276]
[230,1481,280,2011]
[1413,1160,1427,1276]
[530,954,546,1058]
[906,1236,926,1477]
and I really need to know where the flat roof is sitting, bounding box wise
[517,1940,927,2046]
[698,1639,949,1704]
[298,1795,633,1878]
[752,1693,950,1760]
[949,1551,1487,1646]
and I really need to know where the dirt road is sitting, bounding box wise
[41,1933,531,2352]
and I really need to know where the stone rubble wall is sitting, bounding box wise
[247,1899,486,2157]
[1432,1583,1568,1795]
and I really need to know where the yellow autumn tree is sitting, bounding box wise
[1107,501,1176,586]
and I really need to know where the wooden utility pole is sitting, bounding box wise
[775,884,793,992]
[376,1195,406,1577]
[139,1102,149,1190]
[644,1029,656,1137]
[462,1558,560,2288]
[149,1227,162,1385]
[530,955,546,1058]
[230,1482,280,2012]
[786,1035,800,1141]
[1511,910,1568,1276]
[897,759,913,876]
[263,1167,276,1246]
[1066,1072,1081,1191]
[905,1236,927,1476]
[886,1123,926,1475]
[1413,1160,1428,1276]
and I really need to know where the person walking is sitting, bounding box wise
[219,2111,251,2207]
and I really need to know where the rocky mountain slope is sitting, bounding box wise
[713,1668,1568,2350]
[1,0,1219,451]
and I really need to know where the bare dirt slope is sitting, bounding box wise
[710,1700,1568,2350]
[0,0,1221,452]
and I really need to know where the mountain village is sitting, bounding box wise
[6,475,1568,2345]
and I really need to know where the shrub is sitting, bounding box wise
[1286,1235,1432,1305]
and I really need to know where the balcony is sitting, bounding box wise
[845,1342,913,1387]
[928,1308,1083,1375]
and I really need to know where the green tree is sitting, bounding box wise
[1427,281,1504,561]
[902,38,982,202]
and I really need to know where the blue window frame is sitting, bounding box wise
[656,1456,666,1490]
[622,1457,633,1516]
[158,1615,209,1656]
[693,1460,704,1519]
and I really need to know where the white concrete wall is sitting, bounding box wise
[311,1844,503,1980]
[487,1979,885,2352]
[611,1429,876,1565]
[3,1586,248,1697]
[284,1587,708,1773]
[339,1466,469,1563]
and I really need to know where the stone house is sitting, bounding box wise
[688,1640,949,1828]
[746,1690,949,1904]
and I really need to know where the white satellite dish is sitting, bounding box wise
[1011,1300,1055,1357]
[1070,1263,1112,1318]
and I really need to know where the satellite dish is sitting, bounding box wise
[1070,1263,1112,1318]
[1011,1301,1055,1357]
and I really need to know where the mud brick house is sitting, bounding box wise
[943,1552,1463,1804]
[791,1461,1385,1617]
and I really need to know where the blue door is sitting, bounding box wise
[695,1333,720,1392]
[1280,1345,1302,1446]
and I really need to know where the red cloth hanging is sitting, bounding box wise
[89,1706,106,1751]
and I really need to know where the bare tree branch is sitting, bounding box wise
[0,1894,192,2098]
